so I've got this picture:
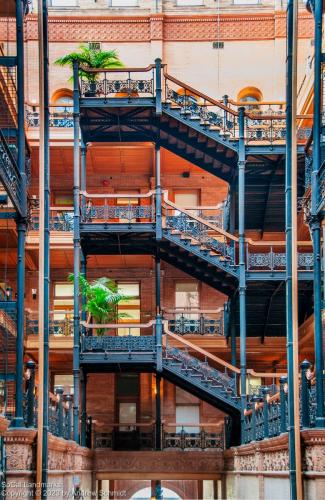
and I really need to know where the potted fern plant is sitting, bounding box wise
[55,44,124,97]
[68,274,130,336]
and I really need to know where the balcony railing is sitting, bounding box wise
[242,360,321,444]
[162,423,224,451]
[23,361,74,441]
[25,105,73,128]
[0,129,25,215]
[164,307,226,336]
[29,207,74,232]
[26,310,73,336]
[94,422,224,451]
[80,191,155,224]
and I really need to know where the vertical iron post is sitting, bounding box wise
[238,106,247,441]
[80,369,87,447]
[311,0,325,428]
[55,387,64,438]
[155,143,162,240]
[155,375,162,450]
[73,60,81,443]
[230,300,236,368]
[11,0,26,430]
[262,387,270,439]
[65,395,73,440]
[26,361,36,428]
[155,58,162,115]
[279,376,287,434]
[286,0,303,497]
[300,360,311,428]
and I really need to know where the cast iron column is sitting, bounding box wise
[73,60,81,443]
[238,106,247,440]
[11,0,26,430]
[311,0,325,427]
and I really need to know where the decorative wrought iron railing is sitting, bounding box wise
[164,71,239,140]
[80,321,156,355]
[317,160,325,211]
[162,423,224,451]
[23,361,74,441]
[79,64,157,100]
[80,191,155,224]
[163,198,236,266]
[94,423,155,451]
[246,244,313,272]
[164,307,226,336]
[25,105,73,128]
[29,207,74,231]
[0,129,25,215]
[26,310,73,336]
[243,359,321,445]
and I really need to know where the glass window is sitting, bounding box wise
[53,193,73,206]
[174,191,199,208]
[233,0,259,4]
[176,405,200,433]
[175,282,199,310]
[117,282,140,336]
[117,373,139,397]
[111,0,138,6]
[176,0,203,5]
[53,283,73,320]
[54,374,73,395]
[50,0,78,6]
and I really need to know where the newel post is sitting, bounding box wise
[301,359,311,428]
[155,58,162,115]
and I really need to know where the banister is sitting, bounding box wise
[79,63,158,74]
[163,69,239,116]
[80,190,156,199]
[164,327,240,374]
[80,319,155,329]
[163,422,224,428]
[164,197,312,248]
[162,307,224,314]
[163,196,238,242]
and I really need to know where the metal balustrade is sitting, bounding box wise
[23,361,74,441]
[246,245,313,272]
[162,424,224,451]
[79,65,156,99]
[164,308,226,336]
[94,423,155,451]
[80,191,155,224]
[25,105,73,128]
[26,310,73,336]
[242,360,322,445]
[29,207,74,231]
[0,129,25,215]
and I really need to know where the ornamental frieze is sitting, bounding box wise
[0,13,313,43]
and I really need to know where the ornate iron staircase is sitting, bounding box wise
[79,320,241,418]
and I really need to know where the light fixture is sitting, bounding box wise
[32,289,37,300]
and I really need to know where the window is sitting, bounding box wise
[117,283,140,336]
[176,0,204,5]
[233,0,260,4]
[50,0,78,6]
[176,405,200,433]
[174,190,199,208]
[54,374,73,395]
[110,0,138,6]
[53,283,73,325]
[175,282,199,318]
[237,87,263,109]
[53,193,73,207]
[116,373,139,430]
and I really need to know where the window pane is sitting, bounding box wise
[176,0,203,5]
[117,374,139,396]
[233,0,259,4]
[176,405,200,433]
[54,374,73,395]
[174,191,199,208]
[118,283,139,297]
[111,0,138,6]
[50,0,78,5]
[175,282,199,309]
[55,284,73,297]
